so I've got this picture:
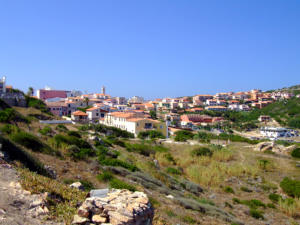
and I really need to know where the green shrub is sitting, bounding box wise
[79,180,94,191]
[94,124,134,138]
[26,96,51,114]
[125,143,154,156]
[109,178,136,192]
[174,130,194,142]
[97,171,114,182]
[267,203,276,208]
[249,208,264,219]
[241,186,253,193]
[164,152,176,164]
[191,147,212,157]
[181,215,197,224]
[39,126,52,136]
[67,130,81,138]
[12,131,44,151]
[138,130,165,139]
[56,124,68,132]
[291,148,300,158]
[67,145,95,160]
[0,108,27,123]
[53,134,91,149]
[98,156,138,172]
[166,167,182,175]
[224,186,234,194]
[280,177,300,197]
[269,193,282,203]
[0,136,52,177]
[1,124,19,134]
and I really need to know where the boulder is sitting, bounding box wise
[72,189,154,225]
[70,182,85,191]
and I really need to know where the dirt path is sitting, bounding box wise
[0,160,62,225]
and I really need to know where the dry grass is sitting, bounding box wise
[278,198,300,218]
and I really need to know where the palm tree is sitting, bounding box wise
[84,97,89,107]
[27,87,34,96]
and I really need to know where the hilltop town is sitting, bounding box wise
[1,76,300,142]
[1,76,300,225]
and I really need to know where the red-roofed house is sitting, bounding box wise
[71,111,88,123]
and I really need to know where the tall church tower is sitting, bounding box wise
[101,86,106,95]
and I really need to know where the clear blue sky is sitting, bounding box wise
[0,0,299,99]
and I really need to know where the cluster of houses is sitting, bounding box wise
[29,85,297,137]
[1,76,298,138]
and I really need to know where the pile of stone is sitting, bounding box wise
[72,189,154,225]
[254,142,295,155]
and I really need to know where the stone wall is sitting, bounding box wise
[0,92,26,107]
[72,189,154,225]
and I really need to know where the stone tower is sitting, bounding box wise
[101,86,106,95]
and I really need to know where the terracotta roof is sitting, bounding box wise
[86,107,100,111]
[72,111,88,116]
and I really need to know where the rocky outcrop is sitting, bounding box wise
[254,142,295,155]
[70,182,85,191]
[0,161,62,225]
[72,189,154,225]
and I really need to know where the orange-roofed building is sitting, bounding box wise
[100,112,167,137]
[86,107,108,121]
[71,111,88,123]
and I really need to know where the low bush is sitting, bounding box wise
[79,180,94,191]
[125,143,154,156]
[0,136,52,177]
[67,130,81,138]
[181,215,197,224]
[280,177,300,197]
[291,148,300,158]
[26,96,51,114]
[0,124,19,134]
[11,131,59,156]
[94,124,134,138]
[0,108,28,123]
[249,208,264,219]
[56,124,68,132]
[191,147,212,157]
[166,167,182,175]
[97,171,114,182]
[67,145,95,160]
[174,130,194,142]
[138,130,165,139]
[109,178,136,192]
[98,156,138,172]
[269,193,282,203]
[241,186,253,193]
[224,186,234,194]
[39,126,52,136]
[53,134,91,149]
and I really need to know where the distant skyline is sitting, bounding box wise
[0,0,299,99]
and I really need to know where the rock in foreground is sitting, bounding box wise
[72,189,154,225]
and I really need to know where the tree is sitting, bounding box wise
[149,110,157,119]
[27,87,34,96]
[84,97,89,107]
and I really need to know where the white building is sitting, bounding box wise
[128,96,144,104]
[0,76,6,93]
[260,127,291,138]
[86,107,108,121]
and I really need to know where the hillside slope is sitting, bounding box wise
[0,107,300,225]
